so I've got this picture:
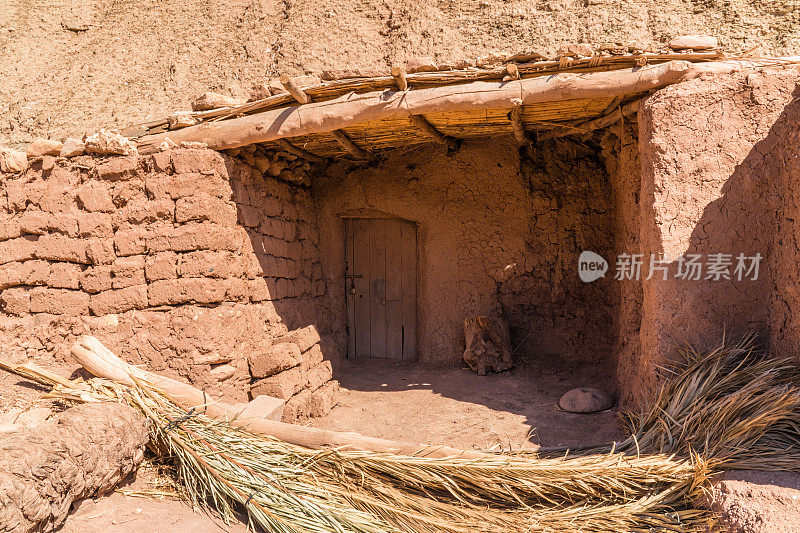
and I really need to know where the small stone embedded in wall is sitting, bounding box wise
[84,129,137,156]
[0,146,28,173]
[60,138,85,158]
[27,138,63,159]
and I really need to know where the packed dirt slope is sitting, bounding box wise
[2,0,800,147]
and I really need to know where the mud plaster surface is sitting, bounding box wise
[636,66,800,386]
[4,0,800,148]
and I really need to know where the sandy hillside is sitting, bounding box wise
[1,0,800,147]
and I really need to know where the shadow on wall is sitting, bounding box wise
[202,153,341,421]
[501,138,616,368]
[636,72,800,401]
[225,155,326,333]
[313,138,620,369]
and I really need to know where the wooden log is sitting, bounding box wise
[127,53,733,140]
[331,129,372,159]
[136,61,692,150]
[502,63,520,82]
[276,138,326,165]
[508,107,527,143]
[391,66,408,91]
[70,336,502,459]
[280,74,312,104]
[463,316,513,375]
[409,114,458,150]
[537,98,642,140]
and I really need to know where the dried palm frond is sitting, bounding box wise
[1,358,713,532]
[607,334,800,471]
[7,333,797,532]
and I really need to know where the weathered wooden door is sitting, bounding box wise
[345,218,417,360]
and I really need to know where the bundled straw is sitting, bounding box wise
[1,357,712,532]
[598,334,800,471]
[4,333,799,531]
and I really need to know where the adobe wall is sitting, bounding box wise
[635,66,800,398]
[602,122,646,405]
[314,138,616,366]
[0,148,337,421]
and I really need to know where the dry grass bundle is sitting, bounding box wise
[1,359,712,532]
[5,334,799,531]
[605,334,800,471]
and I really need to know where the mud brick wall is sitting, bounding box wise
[0,148,337,413]
[248,324,339,423]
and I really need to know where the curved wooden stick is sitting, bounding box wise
[71,336,511,459]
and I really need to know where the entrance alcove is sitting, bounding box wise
[311,131,639,414]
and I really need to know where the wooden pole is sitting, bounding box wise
[508,107,527,143]
[409,115,458,150]
[331,130,372,159]
[136,61,692,151]
[276,139,326,165]
[280,74,312,104]
[537,98,642,141]
[390,66,408,91]
[502,63,520,82]
[70,336,502,459]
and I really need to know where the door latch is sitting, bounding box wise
[345,274,363,296]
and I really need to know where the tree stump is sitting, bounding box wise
[462,316,514,375]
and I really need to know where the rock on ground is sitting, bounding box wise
[558,387,613,413]
[0,402,148,533]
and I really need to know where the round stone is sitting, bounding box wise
[558,387,614,413]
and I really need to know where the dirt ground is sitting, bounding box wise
[3,0,800,148]
[708,470,800,533]
[61,476,250,533]
[309,358,621,449]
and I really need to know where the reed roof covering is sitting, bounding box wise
[126,51,798,160]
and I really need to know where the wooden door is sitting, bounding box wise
[345,218,417,360]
